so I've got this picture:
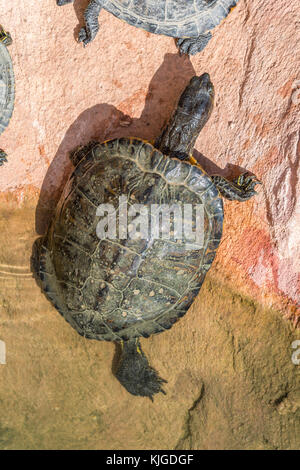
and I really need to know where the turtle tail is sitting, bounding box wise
[115,338,167,400]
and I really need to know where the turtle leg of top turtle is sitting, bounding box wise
[56,0,74,5]
[211,173,262,201]
[78,0,106,46]
[0,150,8,166]
[177,33,212,56]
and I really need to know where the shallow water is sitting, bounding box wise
[0,193,299,450]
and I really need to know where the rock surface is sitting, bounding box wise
[0,0,299,450]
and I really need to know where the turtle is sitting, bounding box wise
[37,73,261,399]
[57,0,239,55]
[0,27,14,165]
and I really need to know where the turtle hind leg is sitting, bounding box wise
[177,32,212,56]
[78,0,105,46]
[0,150,8,166]
[115,338,167,400]
[212,172,262,202]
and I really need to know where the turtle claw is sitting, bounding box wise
[232,172,262,200]
[56,0,73,5]
[212,172,262,201]
[78,24,100,46]
[235,172,262,190]
[0,150,8,166]
[78,27,91,47]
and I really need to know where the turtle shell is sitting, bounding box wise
[39,138,223,342]
[0,39,14,136]
[104,0,238,38]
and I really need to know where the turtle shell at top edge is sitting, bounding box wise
[0,41,15,136]
[104,0,238,38]
[41,138,224,342]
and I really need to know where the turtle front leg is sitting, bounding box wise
[177,33,212,56]
[0,29,12,46]
[78,0,106,46]
[0,150,8,166]
[211,173,262,202]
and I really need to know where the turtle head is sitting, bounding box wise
[155,73,214,160]
[177,73,214,122]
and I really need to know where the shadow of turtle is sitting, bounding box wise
[71,0,91,42]
[34,51,247,237]
[55,0,91,41]
[34,52,197,235]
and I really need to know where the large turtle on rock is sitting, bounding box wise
[0,27,15,165]
[57,0,239,55]
[37,73,260,399]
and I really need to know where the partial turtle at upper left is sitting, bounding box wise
[0,26,15,166]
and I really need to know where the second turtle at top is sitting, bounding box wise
[57,0,239,55]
